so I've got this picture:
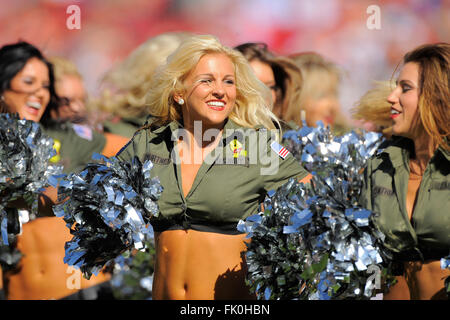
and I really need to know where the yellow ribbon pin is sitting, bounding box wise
[229,139,247,158]
[50,139,61,163]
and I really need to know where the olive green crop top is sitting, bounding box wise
[117,118,309,234]
[360,137,450,261]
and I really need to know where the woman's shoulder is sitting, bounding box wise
[364,136,412,172]
[115,126,149,160]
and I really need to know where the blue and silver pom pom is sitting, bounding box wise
[239,122,395,300]
[53,154,162,279]
[0,113,62,247]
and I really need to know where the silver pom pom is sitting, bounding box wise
[0,113,62,249]
[53,154,162,279]
[239,122,396,300]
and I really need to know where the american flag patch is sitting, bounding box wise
[72,124,93,141]
[270,141,290,159]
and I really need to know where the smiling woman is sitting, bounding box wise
[388,63,421,138]
[175,53,237,131]
[117,35,311,299]
[2,57,50,122]
[360,42,450,300]
[0,42,58,124]
[0,41,114,300]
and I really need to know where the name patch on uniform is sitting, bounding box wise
[372,185,394,197]
[146,153,171,165]
[270,141,290,159]
[72,124,93,141]
[431,181,450,190]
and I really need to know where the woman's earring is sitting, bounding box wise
[178,98,184,105]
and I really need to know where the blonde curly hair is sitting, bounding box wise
[288,52,345,128]
[351,80,394,137]
[93,32,193,118]
[48,56,82,82]
[144,35,278,132]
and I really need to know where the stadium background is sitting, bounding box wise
[0,0,447,125]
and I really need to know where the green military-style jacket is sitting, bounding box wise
[360,137,450,261]
[117,118,309,234]
[42,120,106,174]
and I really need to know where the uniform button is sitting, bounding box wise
[180,203,187,211]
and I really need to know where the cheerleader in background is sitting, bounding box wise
[0,41,121,300]
[91,32,193,139]
[234,42,303,132]
[289,52,349,135]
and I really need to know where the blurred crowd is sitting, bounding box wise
[0,0,447,126]
[0,0,447,301]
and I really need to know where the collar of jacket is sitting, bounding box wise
[378,136,450,169]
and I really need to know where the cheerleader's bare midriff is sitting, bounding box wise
[152,229,255,300]
[4,217,110,300]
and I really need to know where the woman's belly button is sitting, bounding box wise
[182,282,188,298]
[166,280,188,299]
